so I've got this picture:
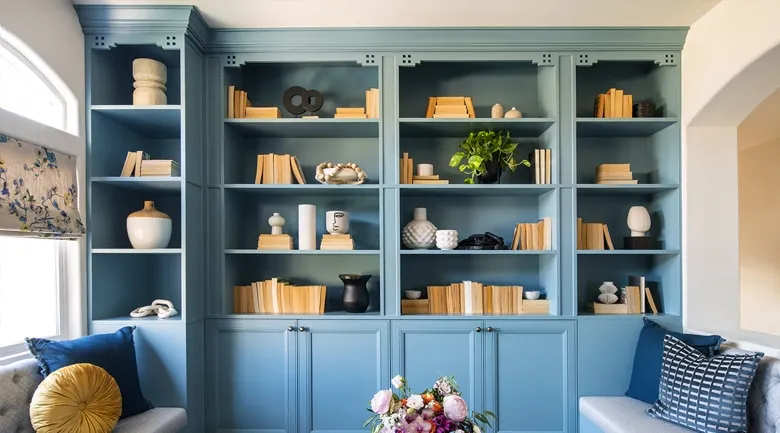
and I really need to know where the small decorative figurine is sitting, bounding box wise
[491,103,504,119]
[625,205,657,249]
[597,281,619,304]
[504,107,522,118]
[268,212,285,235]
[315,161,368,185]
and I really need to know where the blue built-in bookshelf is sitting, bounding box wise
[76,6,687,432]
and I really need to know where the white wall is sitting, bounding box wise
[683,0,780,356]
[0,0,86,340]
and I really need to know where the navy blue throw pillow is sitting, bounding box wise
[26,326,152,418]
[625,318,723,404]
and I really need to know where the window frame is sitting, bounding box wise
[0,26,83,364]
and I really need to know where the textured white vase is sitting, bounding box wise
[298,204,316,250]
[435,229,458,250]
[597,281,619,304]
[127,201,172,249]
[402,208,437,249]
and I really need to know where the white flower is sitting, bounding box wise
[382,416,397,429]
[406,394,424,410]
[455,430,465,433]
[474,426,482,433]
[391,374,404,389]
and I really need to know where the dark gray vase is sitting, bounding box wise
[478,157,503,184]
[339,274,371,313]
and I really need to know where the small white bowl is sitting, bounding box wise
[524,291,541,300]
[404,290,422,300]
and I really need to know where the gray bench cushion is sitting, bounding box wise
[114,407,187,433]
[580,396,694,433]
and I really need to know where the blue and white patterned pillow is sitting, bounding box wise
[647,334,764,433]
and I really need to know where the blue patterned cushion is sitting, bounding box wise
[647,335,764,433]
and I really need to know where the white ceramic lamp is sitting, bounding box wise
[627,206,651,237]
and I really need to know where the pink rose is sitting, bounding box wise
[443,395,468,422]
[371,389,393,414]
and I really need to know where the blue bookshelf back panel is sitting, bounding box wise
[225,62,379,119]
[576,61,679,118]
[577,254,681,315]
[90,45,181,106]
[223,189,380,250]
[91,253,181,320]
[223,128,380,185]
[222,254,381,314]
[399,61,556,118]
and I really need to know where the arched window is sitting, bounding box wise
[0,25,76,134]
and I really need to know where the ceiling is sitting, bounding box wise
[71,0,721,28]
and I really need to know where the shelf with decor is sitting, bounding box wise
[399,118,556,138]
[224,118,379,138]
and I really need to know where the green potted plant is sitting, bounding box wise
[448,130,530,184]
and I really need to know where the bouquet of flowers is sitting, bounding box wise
[364,374,495,433]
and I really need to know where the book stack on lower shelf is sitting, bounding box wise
[140,160,180,177]
[233,278,326,314]
[510,217,552,250]
[320,234,354,250]
[402,282,550,315]
[589,276,660,315]
[258,234,293,250]
[594,163,636,185]
[577,218,615,250]
[255,153,306,184]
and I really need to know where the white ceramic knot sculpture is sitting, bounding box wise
[132,58,167,105]
[627,206,651,237]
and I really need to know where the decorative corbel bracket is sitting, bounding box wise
[531,53,556,66]
[90,34,182,50]
[576,53,595,66]
[398,54,421,67]
[655,53,678,66]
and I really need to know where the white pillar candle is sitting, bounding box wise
[298,204,316,250]
[417,163,434,177]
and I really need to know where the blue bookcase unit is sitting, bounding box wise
[76,6,687,432]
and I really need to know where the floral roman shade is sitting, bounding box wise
[0,132,84,239]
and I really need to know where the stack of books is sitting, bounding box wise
[595,163,636,184]
[424,96,476,118]
[529,148,552,184]
[255,153,306,184]
[510,217,552,250]
[140,160,179,177]
[233,277,326,314]
[577,218,615,250]
[320,234,354,250]
[334,107,367,119]
[593,88,634,118]
[257,234,293,250]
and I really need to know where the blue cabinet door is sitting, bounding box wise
[206,319,297,433]
[484,320,576,433]
[297,319,390,433]
[391,320,485,413]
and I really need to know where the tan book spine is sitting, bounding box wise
[227,85,235,118]
[255,154,264,184]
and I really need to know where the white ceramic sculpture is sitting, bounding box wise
[491,103,504,119]
[326,210,349,234]
[597,281,619,304]
[627,206,651,237]
[435,229,458,250]
[401,207,437,249]
[268,212,285,235]
[504,107,522,118]
[132,58,167,105]
[417,164,434,177]
[127,201,172,249]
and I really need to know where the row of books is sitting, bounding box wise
[233,278,326,314]
[510,217,552,250]
[119,151,179,177]
[427,282,524,315]
[590,276,659,315]
[529,148,552,184]
[577,219,616,250]
[593,88,634,118]
[255,153,306,184]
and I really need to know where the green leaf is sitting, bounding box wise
[458,164,468,173]
[449,152,465,167]
[464,177,474,184]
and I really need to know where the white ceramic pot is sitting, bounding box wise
[402,208,437,249]
[326,210,349,234]
[417,164,434,177]
[127,201,172,249]
[435,229,459,250]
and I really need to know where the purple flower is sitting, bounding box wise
[443,395,468,422]
[371,389,393,414]
[402,415,432,433]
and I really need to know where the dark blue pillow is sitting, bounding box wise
[625,318,723,404]
[26,326,152,418]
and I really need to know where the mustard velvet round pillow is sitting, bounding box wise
[29,363,123,433]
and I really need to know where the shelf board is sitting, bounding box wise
[401,249,555,255]
[577,249,680,255]
[92,316,182,324]
[224,118,379,138]
[223,183,380,197]
[576,184,679,195]
[91,105,181,139]
[91,177,182,191]
[576,118,678,137]
[225,249,380,255]
[92,248,182,254]
[400,184,555,197]
[209,312,382,320]
[399,118,556,138]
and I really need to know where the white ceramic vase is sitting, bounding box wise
[268,212,285,235]
[326,210,349,234]
[402,208,437,249]
[127,201,172,249]
[435,229,459,250]
[597,281,619,304]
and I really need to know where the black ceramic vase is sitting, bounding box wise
[478,157,503,184]
[340,274,371,313]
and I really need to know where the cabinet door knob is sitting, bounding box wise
[299,326,306,332]
[287,326,294,332]
[475,327,482,333]
[487,327,494,332]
